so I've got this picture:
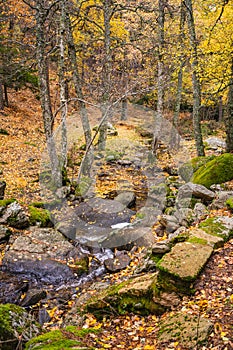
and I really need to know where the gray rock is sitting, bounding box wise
[104,250,131,272]
[177,182,215,207]
[159,215,180,233]
[0,180,6,199]
[135,207,160,226]
[0,202,29,229]
[193,202,209,220]
[174,208,196,226]
[2,227,86,284]
[168,226,187,240]
[152,242,170,254]
[0,224,12,241]
[114,191,136,208]
[102,226,155,250]
[205,137,226,149]
[20,289,47,307]
[209,191,233,209]
[75,197,134,227]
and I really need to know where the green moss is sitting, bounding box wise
[192,153,233,188]
[0,198,16,207]
[199,217,230,241]
[0,304,41,349]
[25,327,97,350]
[179,155,216,181]
[30,202,45,208]
[75,176,92,196]
[29,206,51,227]
[226,197,233,210]
[187,237,207,245]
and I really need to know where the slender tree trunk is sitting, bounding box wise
[121,97,128,120]
[185,0,205,156]
[225,58,233,152]
[36,1,62,186]
[59,0,68,170]
[0,79,4,110]
[98,0,112,151]
[153,0,165,154]
[65,13,92,148]
[173,0,186,127]
[3,84,8,107]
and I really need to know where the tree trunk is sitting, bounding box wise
[185,0,205,156]
[3,84,8,107]
[225,59,233,152]
[65,13,92,148]
[173,0,186,127]
[59,0,68,170]
[121,98,128,121]
[153,0,165,154]
[65,12,93,177]
[98,0,112,151]
[0,79,4,110]
[36,1,62,186]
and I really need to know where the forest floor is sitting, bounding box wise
[0,88,232,349]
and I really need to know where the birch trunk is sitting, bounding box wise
[59,0,68,170]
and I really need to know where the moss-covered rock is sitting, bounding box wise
[25,327,98,350]
[179,155,216,182]
[158,312,212,348]
[0,303,41,350]
[29,205,52,227]
[0,198,16,209]
[83,273,170,318]
[226,197,233,210]
[157,242,213,282]
[192,153,233,188]
[199,216,233,241]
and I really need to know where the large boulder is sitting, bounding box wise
[192,153,233,189]
[83,273,179,317]
[176,182,215,207]
[2,227,88,284]
[74,197,134,227]
[0,303,41,350]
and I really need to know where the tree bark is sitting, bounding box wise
[225,58,233,152]
[185,0,205,156]
[153,0,165,154]
[0,79,4,110]
[36,1,62,186]
[59,0,68,170]
[65,12,92,148]
[173,0,186,127]
[98,0,112,151]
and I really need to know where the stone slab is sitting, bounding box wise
[157,241,213,281]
